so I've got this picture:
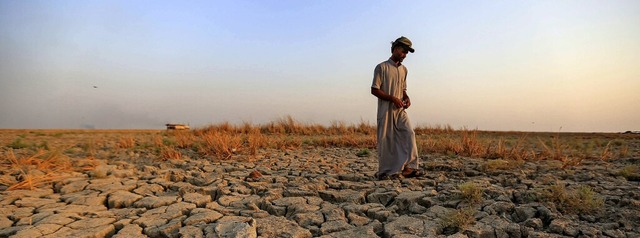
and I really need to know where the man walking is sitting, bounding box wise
[371,36,423,180]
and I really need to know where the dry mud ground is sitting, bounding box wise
[0,130,639,238]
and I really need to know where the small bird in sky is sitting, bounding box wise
[93,86,98,88]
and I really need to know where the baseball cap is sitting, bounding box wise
[392,36,415,53]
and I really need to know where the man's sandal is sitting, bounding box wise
[375,172,403,180]
[402,168,425,178]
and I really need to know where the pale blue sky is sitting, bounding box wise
[1,0,639,132]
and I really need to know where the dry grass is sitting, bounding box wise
[198,131,243,159]
[440,208,476,234]
[159,146,182,161]
[458,181,483,205]
[116,136,136,149]
[543,184,604,215]
[0,149,97,190]
[619,165,639,181]
[1,118,637,191]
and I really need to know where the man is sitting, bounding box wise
[370,36,423,180]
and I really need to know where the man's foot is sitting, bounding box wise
[402,168,425,178]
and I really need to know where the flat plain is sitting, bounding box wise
[1,122,639,237]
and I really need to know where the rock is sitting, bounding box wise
[320,220,353,235]
[548,219,570,235]
[603,229,626,238]
[183,209,223,226]
[133,183,165,196]
[12,223,62,237]
[133,195,178,209]
[59,180,89,194]
[523,218,543,229]
[145,216,184,238]
[66,217,116,229]
[112,224,146,238]
[209,218,257,238]
[179,225,204,238]
[218,195,244,206]
[480,215,521,238]
[111,169,135,178]
[383,215,425,237]
[0,226,27,237]
[183,192,212,208]
[292,211,325,227]
[0,216,13,229]
[255,216,312,238]
[511,206,537,223]
[322,225,378,237]
[366,190,398,206]
[322,206,347,222]
[64,193,107,207]
[391,191,427,214]
[482,201,514,216]
[16,211,54,225]
[14,197,58,208]
[346,212,370,226]
[48,224,116,238]
[319,189,366,204]
[34,213,81,226]
[463,222,494,238]
[108,190,143,208]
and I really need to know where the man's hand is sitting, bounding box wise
[391,97,405,108]
[403,97,411,109]
[371,88,405,108]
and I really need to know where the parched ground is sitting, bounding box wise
[0,130,639,237]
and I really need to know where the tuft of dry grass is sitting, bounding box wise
[458,181,483,205]
[199,131,243,159]
[440,208,476,234]
[543,184,604,215]
[484,159,523,172]
[116,136,136,149]
[619,165,639,181]
[247,130,268,156]
[159,146,182,161]
[0,149,97,190]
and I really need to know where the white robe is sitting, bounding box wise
[371,59,420,175]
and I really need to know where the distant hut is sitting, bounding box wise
[166,124,190,130]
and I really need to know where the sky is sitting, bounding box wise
[1,0,639,132]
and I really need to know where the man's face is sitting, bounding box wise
[392,46,409,63]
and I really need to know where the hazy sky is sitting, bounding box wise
[1,1,639,132]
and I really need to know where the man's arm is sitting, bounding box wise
[371,87,405,108]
